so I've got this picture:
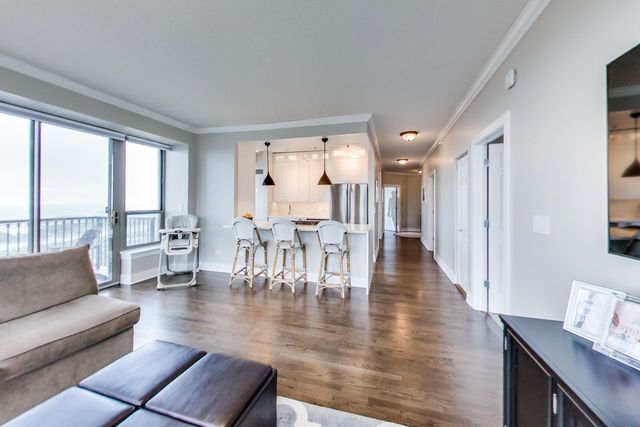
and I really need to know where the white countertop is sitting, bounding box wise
[253,220,370,235]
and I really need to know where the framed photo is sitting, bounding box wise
[594,296,640,371]
[563,281,626,342]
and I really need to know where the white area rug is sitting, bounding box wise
[277,396,404,427]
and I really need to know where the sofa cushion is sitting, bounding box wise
[79,340,205,406]
[0,246,98,322]
[146,353,273,427]
[0,295,140,384]
[3,387,134,427]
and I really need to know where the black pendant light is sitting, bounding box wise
[318,137,332,185]
[622,112,640,178]
[262,142,275,186]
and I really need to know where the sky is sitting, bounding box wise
[0,112,160,221]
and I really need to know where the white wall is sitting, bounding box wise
[424,0,640,320]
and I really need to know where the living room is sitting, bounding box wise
[2,1,640,426]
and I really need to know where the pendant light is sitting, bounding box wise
[262,142,275,186]
[622,112,640,178]
[318,137,332,185]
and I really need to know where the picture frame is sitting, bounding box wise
[594,295,640,371]
[563,281,626,342]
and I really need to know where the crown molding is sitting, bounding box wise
[195,113,373,134]
[0,53,198,133]
[421,0,550,165]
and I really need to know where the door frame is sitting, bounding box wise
[454,152,470,289]
[427,171,436,251]
[469,112,512,314]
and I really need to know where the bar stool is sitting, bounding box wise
[316,220,351,299]
[229,218,268,288]
[269,219,307,294]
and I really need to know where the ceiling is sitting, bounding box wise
[0,0,528,171]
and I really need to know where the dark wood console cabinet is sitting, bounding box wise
[501,315,640,427]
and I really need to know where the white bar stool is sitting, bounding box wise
[316,220,351,299]
[269,219,307,293]
[229,218,268,288]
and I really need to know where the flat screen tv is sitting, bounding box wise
[608,43,640,259]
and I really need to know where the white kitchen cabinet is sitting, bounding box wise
[273,153,299,201]
[326,153,368,184]
[272,148,367,202]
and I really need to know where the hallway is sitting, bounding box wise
[103,234,502,426]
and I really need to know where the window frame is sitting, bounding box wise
[123,146,165,249]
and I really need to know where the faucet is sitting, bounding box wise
[288,204,292,215]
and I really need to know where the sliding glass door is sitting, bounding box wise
[0,106,166,288]
[0,113,33,256]
[39,123,116,284]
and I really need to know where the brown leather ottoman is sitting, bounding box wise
[146,352,277,427]
[5,341,277,427]
[3,387,134,427]
[79,340,205,406]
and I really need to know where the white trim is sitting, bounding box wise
[421,0,549,165]
[120,245,160,260]
[0,53,197,133]
[196,114,373,134]
[468,111,512,314]
[434,252,455,284]
[120,266,160,286]
[420,237,432,251]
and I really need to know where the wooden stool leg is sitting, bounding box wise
[249,247,255,289]
[346,250,352,288]
[270,246,279,291]
[302,246,307,283]
[339,252,345,299]
[316,251,325,296]
[263,243,269,277]
[291,249,296,294]
[229,244,239,286]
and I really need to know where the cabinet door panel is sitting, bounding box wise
[298,153,310,202]
[559,387,599,427]
[514,338,552,427]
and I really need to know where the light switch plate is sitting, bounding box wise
[532,215,550,235]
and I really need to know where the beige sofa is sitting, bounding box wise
[0,246,140,423]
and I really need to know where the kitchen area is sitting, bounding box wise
[234,133,381,292]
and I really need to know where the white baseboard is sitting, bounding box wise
[420,237,433,251]
[198,261,367,288]
[433,252,455,284]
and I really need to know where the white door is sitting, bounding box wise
[455,155,470,292]
[384,186,398,232]
[487,142,505,313]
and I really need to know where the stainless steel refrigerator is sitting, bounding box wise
[330,184,368,224]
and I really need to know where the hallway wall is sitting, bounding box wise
[423,0,640,319]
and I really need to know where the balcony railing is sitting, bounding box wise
[0,215,159,278]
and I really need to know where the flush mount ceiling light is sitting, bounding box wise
[318,137,332,185]
[262,142,275,186]
[622,112,640,178]
[400,131,418,142]
[396,158,409,165]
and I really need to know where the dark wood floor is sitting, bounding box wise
[103,234,502,426]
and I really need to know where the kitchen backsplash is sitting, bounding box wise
[270,201,330,219]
